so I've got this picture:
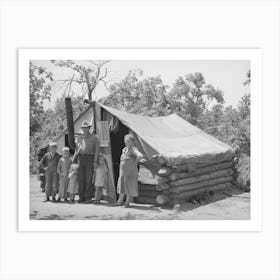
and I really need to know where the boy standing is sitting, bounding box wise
[57,147,72,202]
[40,142,61,202]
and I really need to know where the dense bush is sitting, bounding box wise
[236,153,250,191]
[29,95,86,174]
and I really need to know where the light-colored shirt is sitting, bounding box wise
[57,157,72,176]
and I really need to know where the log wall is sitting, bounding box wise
[136,157,235,206]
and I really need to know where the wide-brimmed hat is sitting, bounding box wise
[49,142,57,147]
[81,120,91,128]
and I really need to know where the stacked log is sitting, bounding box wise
[135,183,171,205]
[135,156,235,206]
[165,158,235,202]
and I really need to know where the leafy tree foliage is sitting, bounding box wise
[244,70,251,86]
[103,71,224,125]
[30,95,85,174]
[236,153,250,190]
[103,70,170,116]
[169,72,224,124]
[29,62,53,136]
[36,95,85,146]
[199,96,250,156]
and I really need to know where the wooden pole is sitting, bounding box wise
[64,75,76,152]
[93,102,97,133]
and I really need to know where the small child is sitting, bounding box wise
[67,163,79,203]
[57,147,72,202]
[92,153,109,204]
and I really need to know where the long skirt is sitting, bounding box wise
[117,159,138,197]
[68,176,79,195]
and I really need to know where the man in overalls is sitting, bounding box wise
[40,142,61,202]
[77,120,100,203]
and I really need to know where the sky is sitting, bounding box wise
[32,60,250,109]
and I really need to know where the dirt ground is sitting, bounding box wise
[30,176,250,220]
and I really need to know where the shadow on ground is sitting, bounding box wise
[29,176,250,220]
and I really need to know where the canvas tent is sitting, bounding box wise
[55,101,235,205]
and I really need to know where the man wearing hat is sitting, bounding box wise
[77,120,100,203]
[40,142,62,202]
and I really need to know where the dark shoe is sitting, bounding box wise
[64,198,68,203]
[84,199,92,204]
[52,197,57,203]
[56,198,61,203]
[43,197,50,202]
[78,199,85,203]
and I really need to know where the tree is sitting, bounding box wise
[238,93,250,120]
[198,104,225,135]
[51,60,109,101]
[40,94,86,141]
[29,62,53,136]
[169,72,224,125]
[244,70,251,86]
[102,69,170,116]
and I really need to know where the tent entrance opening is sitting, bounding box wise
[110,121,129,185]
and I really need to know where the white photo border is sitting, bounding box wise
[19,48,262,232]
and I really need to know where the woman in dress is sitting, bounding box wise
[115,134,144,208]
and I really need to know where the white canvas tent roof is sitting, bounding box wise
[97,102,234,166]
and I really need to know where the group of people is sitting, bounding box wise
[40,120,144,208]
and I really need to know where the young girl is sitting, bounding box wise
[92,153,109,204]
[57,147,72,202]
[67,163,79,203]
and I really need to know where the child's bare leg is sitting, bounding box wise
[124,195,131,207]
[97,187,102,202]
[93,187,101,204]
[94,187,99,201]
[64,188,68,202]
[116,194,125,205]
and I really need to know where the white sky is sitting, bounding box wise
[32,60,250,109]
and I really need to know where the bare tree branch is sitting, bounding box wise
[51,60,111,100]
